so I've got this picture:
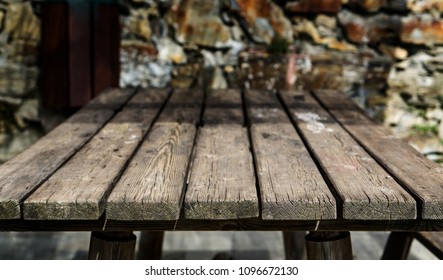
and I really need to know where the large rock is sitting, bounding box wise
[121,6,158,41]
[285,0,342,13]
[156,37,187,64]
[0,2,40,64]
[407,0,443,13]
[2,2,40,46]
[378,43,408,60]
[0,65,38,98]
[346,0,408,13]
[0,9,4,32]
[167,0,233,48]
[120,40,173,88]
[293,17,357,51]
[387,51,443,109]
[338,10,401,44]
[346,0,387,12]
[401,15,443,46]
[235,0,293,44]
[384,92,443,161]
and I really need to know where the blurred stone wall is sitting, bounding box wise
[0,1,41,162]
[1,0,443,162]
[120,0,443,161]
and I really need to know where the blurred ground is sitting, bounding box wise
[0,231,437,260]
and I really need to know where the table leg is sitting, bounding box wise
[305,231,353,260]
[282,231,306,259]
[381,232,413,260]
[88,231,136,260]
[137,231,164,260]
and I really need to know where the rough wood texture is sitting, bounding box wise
[88,231,136,260]
[23,89,169,220]
[313,89,443,220]
[203,89,244,125]
[106,89,203,220]
[107,123,196,220]
[137,231,164,260]
[283,231,307,260]
[186,126,258,219]
[156,88,204,125]
[0,88,134,219]
[185,89,258,219]
[280,90,417,220]
[305,231,353,260]
[245,90,336,220]
[245,89,291,124]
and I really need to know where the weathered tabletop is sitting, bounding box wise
[1,87,443,232]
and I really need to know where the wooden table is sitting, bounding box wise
[1,87,442,259]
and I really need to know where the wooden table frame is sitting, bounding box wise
[1,87,442,260]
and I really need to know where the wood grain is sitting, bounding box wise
[312,89,443,220]
[23,89,169,220]
[185,89,257,219]
[203,89,244,125]
[106,89,203,220]
[0,88,134,219]
[88,231,136,260]
[246,89,290,124]
[305,231,353,260]
[185,126,258,219]
[279,90,417,220]
[245,90,336,220]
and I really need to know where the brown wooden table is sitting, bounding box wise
[1,87,442,259]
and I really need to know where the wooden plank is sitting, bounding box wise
[283,231,307,260]
[106,89,203,220]
[106,122,196,220]
[185,126,257,219]
[246,89,290,124]
[68,2,92,107]
[23,88,169,220]
[137,231,164,260]
[279,90,417,220]
[185,89,258,219]
[203,89,244,125]
[156,89,203,124]
[245,89,336,220]
[40,2,69,109]
[0,88,134,219]
[312,89,443,220]
[305,231,353,260]
[88,231,136,260]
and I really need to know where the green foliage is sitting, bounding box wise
[411,124,438,136]
[267,34,290,54]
